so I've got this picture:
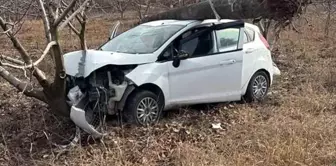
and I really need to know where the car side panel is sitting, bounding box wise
[125,63,172,108]
[241,44,273,95]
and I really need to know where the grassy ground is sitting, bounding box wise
[0,9,336,166]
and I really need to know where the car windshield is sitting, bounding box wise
[100,24,185,54]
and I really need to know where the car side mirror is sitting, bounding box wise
[177,50,190,60]
[172,50,190,68]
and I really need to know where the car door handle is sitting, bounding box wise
[220,59,236,65]
[245,48,255,54]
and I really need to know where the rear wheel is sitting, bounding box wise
[243,71,270,102]
[124,90,163,126]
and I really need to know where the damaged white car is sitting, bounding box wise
[64,19,281,137]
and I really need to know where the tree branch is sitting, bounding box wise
[53,0,77,26]
[0,41,56,69]
[79,14,87,50]
[37,0,51,42]
[68,21,80,35]
[0,55,24,65]
[0,17,32,64]
[0,66,46,102]
[59,8,80,35]
[33,41,57,66]
[0,17,51,88]
[0,28,11,34]
[58,0,91,30]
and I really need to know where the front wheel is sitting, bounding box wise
[243,71,270,102]
[124,90,163,126]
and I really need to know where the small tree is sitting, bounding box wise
[112,0,130,19]
[0,0,92,116]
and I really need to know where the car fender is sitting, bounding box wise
[241,56,273,95]
[125,63,171,105]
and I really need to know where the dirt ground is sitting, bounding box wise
[0,9,336,166]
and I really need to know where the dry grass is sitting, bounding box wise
[1,9,336,166]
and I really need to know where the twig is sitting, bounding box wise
[38,0,51,42]
[33,41,57,66]
[53,0,77,26]
[58,0,91,30]
[0,55,24,65]
[67,22,80,35]
[0,16,32,64]
[291,22,300,33]
[0,41,56,69]
[0,28,11,34]
[59,8,80,35]
[12,0,33,36]
[0,61,24,70]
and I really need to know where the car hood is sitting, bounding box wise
[63,49,156,77]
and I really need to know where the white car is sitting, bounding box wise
[64,19,281,137]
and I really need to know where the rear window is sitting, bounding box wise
[215,28,240,52]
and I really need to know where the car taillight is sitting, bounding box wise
[259,33,270,50]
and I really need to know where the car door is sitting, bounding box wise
[167,21,245,105]
[242,28,258,90]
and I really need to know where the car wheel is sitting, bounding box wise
[124,90,163,126]
[243,71,269,102]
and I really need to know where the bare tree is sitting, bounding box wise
[111,0,130,19]
[142,0,312,23]
[0,0,91,116]
[131,0,153,20]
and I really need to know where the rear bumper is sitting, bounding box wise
[273,66,281,76]
[272,61,281,76]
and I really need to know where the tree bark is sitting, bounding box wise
[142,0,311,23]
[44,26,69,117]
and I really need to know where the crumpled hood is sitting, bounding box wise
[63,49,156,77]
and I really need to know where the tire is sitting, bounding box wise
[243,71,270,103]
[124,90,163,126]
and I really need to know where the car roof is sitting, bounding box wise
[201,19,261,33]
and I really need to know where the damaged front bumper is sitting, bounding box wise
[70,102,104,138]
[67,86,104,138]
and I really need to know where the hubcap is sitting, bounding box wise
[137,97,159,125]
[252,75,268,99]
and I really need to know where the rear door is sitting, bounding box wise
[212,21,245,101]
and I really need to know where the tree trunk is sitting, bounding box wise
[44,27,69,117]
[120,11,124,19]
[142,0,311,23]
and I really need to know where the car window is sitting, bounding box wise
[215,28,240,52]
[178,30,214,58]
[160,46,172,61]
[100,24,184,54]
